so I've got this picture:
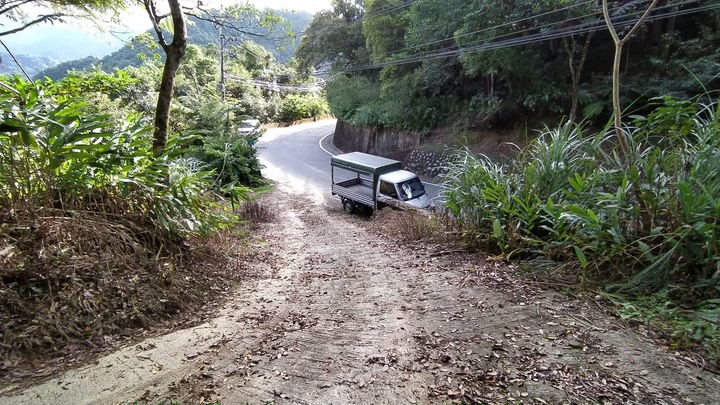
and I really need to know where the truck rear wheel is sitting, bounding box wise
[343,199,355,214]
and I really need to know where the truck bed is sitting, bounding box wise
[332,178,375,208]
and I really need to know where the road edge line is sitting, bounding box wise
[319,132,335,156]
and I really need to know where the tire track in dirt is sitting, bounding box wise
[2,190,718,404]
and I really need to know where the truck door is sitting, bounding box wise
[378,180,402,209]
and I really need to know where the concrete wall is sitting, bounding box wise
[333,120,421,160]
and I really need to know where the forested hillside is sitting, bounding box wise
[33,9,312,81]
[296,0,720,133]
[0,24,122,77]
[0,52,58,77]
[2,0,720,388]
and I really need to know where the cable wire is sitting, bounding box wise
[314,0,717,75]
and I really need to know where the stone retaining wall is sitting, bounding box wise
[404,149,449,177]
[333,120,420,160]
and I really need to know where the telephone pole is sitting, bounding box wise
[218,26,240,101]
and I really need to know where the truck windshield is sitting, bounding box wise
[399,178,425,201]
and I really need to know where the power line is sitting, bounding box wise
[452,0,714,57]
[403,0,596,54]
[0,39,32,82]
[415,0,702,62]
[316,0,717,75]
[309,0,594,54]
[355,0,417,21]
[225,75,322,93]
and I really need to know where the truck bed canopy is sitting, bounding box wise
[330,152,403,175]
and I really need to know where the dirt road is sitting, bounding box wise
[2,190,718,404]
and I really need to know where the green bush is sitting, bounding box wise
[278,93,330,122]
[443,96,720,360]
[444,97,720,298]
[0,77,237,238]
[190,131,265,189]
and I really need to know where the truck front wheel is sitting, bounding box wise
[343,199,355,214]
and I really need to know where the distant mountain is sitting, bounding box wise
[34,56,102,81]
[0,52,58,77]
[0,23,124,77]
[30,9,313,80]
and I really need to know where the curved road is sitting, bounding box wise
[257,119,442,209]
[258,119,338,206]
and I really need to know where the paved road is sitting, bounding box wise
[257,119,444,209]
[257,119,338,206]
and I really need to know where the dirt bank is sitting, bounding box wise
[1,190,717,404]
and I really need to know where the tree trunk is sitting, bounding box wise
[610,40,627,152]
[153,45,185,157]
[145,0,188,157]
[661,15,676,62]
[602,0,659,155]
[564,32,593,123]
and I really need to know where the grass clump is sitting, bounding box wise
[237,199,278,227]
[371,207,462,245]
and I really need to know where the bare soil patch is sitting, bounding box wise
[1,190,718,404]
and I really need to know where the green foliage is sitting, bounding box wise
[0,77,238,238]
[31,9,312,80]
[363,0,410,63]
[189,130,265,189]
[444,96,720,358]
[444,97,720,300]
[313,0,720,132]
[378,70,446,133]
[33,56,101,81]
[279,93,330,122]
[612,291,720,363]
[326,75,381,121]
[48,67,139,99]
[295,0,368,73]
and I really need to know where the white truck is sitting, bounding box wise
[331,152,431,214]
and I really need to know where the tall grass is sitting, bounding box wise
[443,97,720,299]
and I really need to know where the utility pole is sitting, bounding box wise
[219,26,226,100]
[218,26,239,101]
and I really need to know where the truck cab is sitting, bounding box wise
[377,170,430,209]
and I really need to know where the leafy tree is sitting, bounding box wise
[295,0,368,73]
[326,74,380,120]
[562,32,595,123]
[138,1,288,156]
[175,44,219,97]
[48,66,138,99]
[32,56,100,81]
[456,0,576,121]
[190,129,264,188]
[279,93,329,122]
[362,0,408,63]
